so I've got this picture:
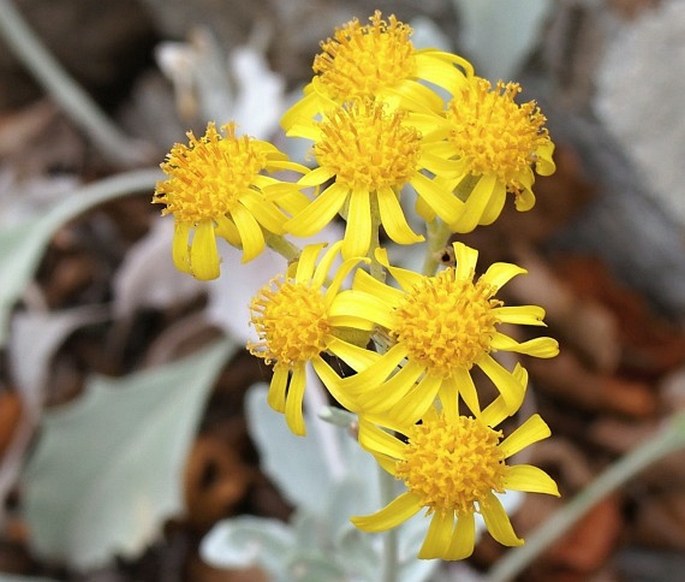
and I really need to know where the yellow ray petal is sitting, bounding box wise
[388,372,442,426]
[324,257,364,303]
[452,367,481,418]
[240,191,286,234]
[215,215,240,246]
[418,511,455,559]
[284,364,307,436]
[281,89,319,131]
[172,222,192,274]
[356,359,424,414]
[352,268,403,305]
[189,220,220,280]
[491,333,559,358]
[480,364,529,428]
[389,80,444,113]
[342,188,371,259]
[479,181,507,225]
[285,183,348,237]
[504,465,560,496]
[374,247,424,290]
[298,166,335,187]
[329,289,395,330]
[232,203,265,263]
[477,354,526,413]
[267,364,289,413]
[415,51,470,94]
[450,174,497,233]
[267,160,311,175]
[339,343,409,394]
[327,337,381,371]
[480,492,524,547]
[311,356,359,412]
[377,187,424,245]
[453,241,479,282]
[351,491,423,532]
[411,172,464,223]
[295,243,327,282]
[415,192,436,223]
[358,418,406,460]
[444,512,476,560]
[536,141,556,176]
[515,185,536,212]
[492,305,547,326]
[481,261,527,291]
[437,378,458,421]
[499,414,551,459]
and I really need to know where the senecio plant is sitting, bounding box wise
[154,11,559,562]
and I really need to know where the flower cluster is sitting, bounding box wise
[154,11,559,561]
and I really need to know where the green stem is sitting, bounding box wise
[486,411,685,582]
[422,219,452,276]
[264,233,301,262]
[368,195,386,282]
[379,467,399,582]
[0,0,153,168]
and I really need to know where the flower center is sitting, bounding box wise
[313,11,417,101]
[154,122,268,224]
[315,100,421,191]
[248,277,331,366]
[391,271,500,376]
[446,79,550,189]
[396,414,506,515]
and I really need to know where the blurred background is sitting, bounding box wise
[1,0,685,580]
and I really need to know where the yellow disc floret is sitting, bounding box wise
[314,11,416,101]
[446,79,551,191]
[315,100,421,191]
[153,122,268,224]
[248,277,331,367]
[391,270,500,376]
[395,414,506,515]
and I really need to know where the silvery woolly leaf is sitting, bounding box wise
[0,169,160,348]
[112,218,203,318]
[9,305,109,411]
[200,515,294,574]
[24,338,238,568]
[453,0,552,80]
[245,384,332,514]
[285,552,347,582]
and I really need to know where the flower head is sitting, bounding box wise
[285,99,464,259]
[153,122,308,280]
[281,11,473,130]
[247,242,369,435]
[352,396,559,560]
[431,77,555,232]
[329,242,559,422]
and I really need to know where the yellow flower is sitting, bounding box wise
[281,11,473,130]
[285,99,464,259]
[329,242,558,422]
[247,242,373,436]
[153,122,309,280]
[425,77,555,232]
[351,386,559,560]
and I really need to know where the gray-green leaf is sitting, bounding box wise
[24,337,238,568]
[0,169,161,347]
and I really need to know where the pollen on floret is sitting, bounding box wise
[248,277,331,367]
[153,122,268,224]
[314,10,416,101]
[446,79,551,190]
[391,271,500,376]
[315,99,421,191]
[396,414,506,515]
